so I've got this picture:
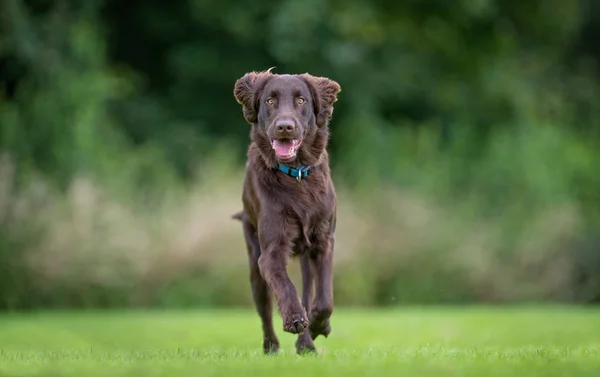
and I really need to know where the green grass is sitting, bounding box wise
[1,306,599,376]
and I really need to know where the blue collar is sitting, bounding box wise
[273,163,312,182]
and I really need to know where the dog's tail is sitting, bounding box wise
[232,211,245,221]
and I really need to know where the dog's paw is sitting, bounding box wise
[263,338,280,355]
[295,338,317,355]
[309,317,331,339]
[283,313,309,334]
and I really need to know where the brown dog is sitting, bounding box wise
[232,69,341,354]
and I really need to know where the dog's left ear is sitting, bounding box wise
[233,69,274,124]
[300,74,341,127]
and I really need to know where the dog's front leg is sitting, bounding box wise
[309,230,334,340]
[258,217,308,334]
[295,254,317,354]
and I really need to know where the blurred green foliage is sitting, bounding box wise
[1,0,600,309]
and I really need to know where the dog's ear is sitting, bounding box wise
[300,74,341,127]
[233,69,274,124]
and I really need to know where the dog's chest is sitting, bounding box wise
[292,222,319,254]
[289,201,331,254]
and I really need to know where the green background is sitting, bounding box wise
[2,0,600,310]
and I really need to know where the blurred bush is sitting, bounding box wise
[1,0,600,309]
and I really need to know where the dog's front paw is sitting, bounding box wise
[283,312,309,334]
[309,318,331,339]
[309,308,332,339]
[263,338,280,355]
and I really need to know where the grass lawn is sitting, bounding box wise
[0,306,599,376]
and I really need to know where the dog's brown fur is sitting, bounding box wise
[232,69,341,354]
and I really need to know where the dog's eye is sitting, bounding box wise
[297,97,305,105]
[266,98,274,106]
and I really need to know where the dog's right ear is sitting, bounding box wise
[233,69,274,124]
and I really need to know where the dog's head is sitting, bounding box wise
[234,69,341,165]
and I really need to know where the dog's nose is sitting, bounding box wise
[276,119,295,134]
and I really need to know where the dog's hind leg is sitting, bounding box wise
[243,218,279,354]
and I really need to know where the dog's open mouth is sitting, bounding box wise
[272,139,302,160]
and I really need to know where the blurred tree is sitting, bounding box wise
[2,0,599,182]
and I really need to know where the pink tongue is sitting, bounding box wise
[273,140,294,157]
